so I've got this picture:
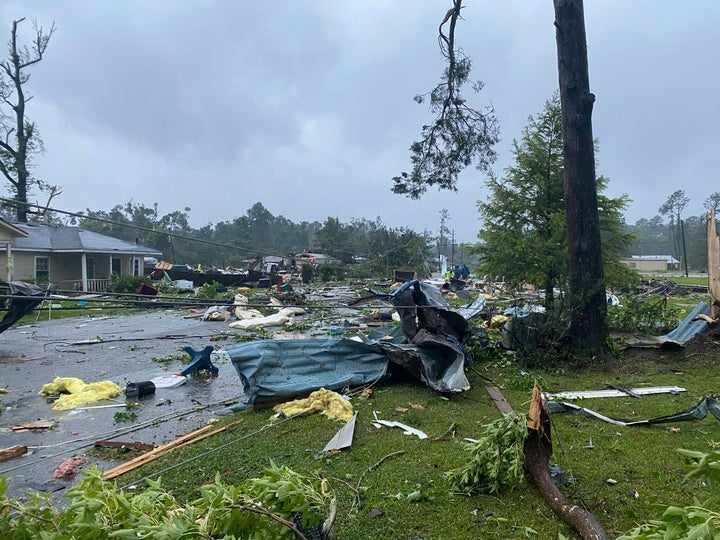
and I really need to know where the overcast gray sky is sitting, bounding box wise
[1,1,717,243]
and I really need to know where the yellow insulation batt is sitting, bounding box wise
[273,388,354,422]
[39,377,121,411]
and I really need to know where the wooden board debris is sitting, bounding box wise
[11,419,56,431]
[0,445,27,462]
[485,386,515,414]
[95,440,157,451]
[102,419,243,480]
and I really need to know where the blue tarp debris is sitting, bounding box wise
[227,280,474,410]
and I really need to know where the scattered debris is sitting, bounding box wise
[550,465,571,486]
[352,450,406,510]
[53,456,87,479]
[95,440,157,452]
[202,306,231,321]
[273,388,354,422]
[545,396,720,427]
[0,445,28,461]
[228,338,388,412]
[323,412,358,452]
[368,507,385,518]
[486,386,514,414]
[39,377,121,411]
[125,381,156,398]
[542,386,686,400]
[228,308,295,329]
[371,411,428,440]
[150,374,187,388]
[11,420,56,432]
[103,419,244,480]
[72,337,104,345]
[0,281,46,334]
[176,345,218,376]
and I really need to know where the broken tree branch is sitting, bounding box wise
[524,383,609,540]
[229,504,310,540]
[352,450,405,509]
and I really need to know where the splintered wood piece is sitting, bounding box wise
[102,419,243,480]
[0,445,27,461]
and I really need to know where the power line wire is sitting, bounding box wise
[0,197,269,258]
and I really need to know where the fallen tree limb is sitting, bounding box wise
[524,383,609,540]
[485,384,608,539]
[352,450,405,510]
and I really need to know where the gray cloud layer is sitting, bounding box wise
[1,1,717,242]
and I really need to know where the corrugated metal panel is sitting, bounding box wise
[228,338,389,411]
[662,301,710,344]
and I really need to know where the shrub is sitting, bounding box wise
[606,294,683,335]
[108,274,151,294]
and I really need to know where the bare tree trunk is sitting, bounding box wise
[0,18,55,223]
[553,0,607,356]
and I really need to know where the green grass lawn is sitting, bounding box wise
[108,347,720,539]
[3,281,719,539]
[642,273,709,287]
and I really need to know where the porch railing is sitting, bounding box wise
[57,279,110,293]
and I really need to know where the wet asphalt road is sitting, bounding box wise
[0,309,248,501]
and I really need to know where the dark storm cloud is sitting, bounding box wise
[0,0,717,241]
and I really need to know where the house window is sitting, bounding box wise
[86,257,95,280]
[35,256,49,283]
[111,257,122,275]
[133,258,140,276]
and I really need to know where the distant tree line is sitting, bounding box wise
[77,202,435,279]
[624,189,720,272]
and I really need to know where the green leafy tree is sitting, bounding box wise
[705,192,720,214]
[315,216,355,263]
[626,216,670,256]
[475,94,632,307]
[393,0,608,358]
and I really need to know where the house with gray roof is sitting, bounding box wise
[0,220,161,292]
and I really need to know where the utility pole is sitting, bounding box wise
[680,219,689,277]
[451,230,455,266]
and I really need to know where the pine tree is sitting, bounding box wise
[475,94,632,308]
